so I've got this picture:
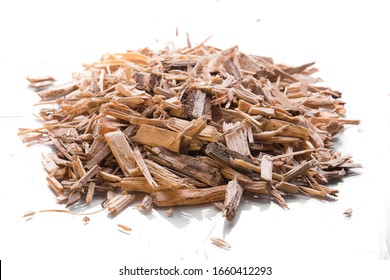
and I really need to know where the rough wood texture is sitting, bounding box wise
[223,121,251,156]
[132,147,158,188]
[20,41,361,220]
[148,147,223,187]
[107,193,135,216]
[137,195,153,211]
[132,124,181,153]
[151,185,226,207]
[104,131,139,176]
[223,178,244,221]
[70,164,101,190]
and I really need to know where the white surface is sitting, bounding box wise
[1,0,389,279]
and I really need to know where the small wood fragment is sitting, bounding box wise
[182,89,211,120]
[260,155,273,182]
[27,75,56,84]
[37,82,78,100]
[223,122,251,156]
[343,208,353,217]
[70,164,101,190]
[107,190,116,201]
[117,224,132,233]
[166,207,174,217]
[148,147,223,187]
[66,190,82,207]
[98,171,121,183]
[85,144,111,170]
[82,216,90,224]
[72,156,86,178]
[132,124,182,153]
[145,159,194,189]
[282,159,316,182]
[104,131,139,176]
[107,194,135,216]
[117,224,132,231]
[210,237,231,249]
[267,183,289,209]
[137,195,153,211]
[46,174,64,195]
[116,177,160,193]
[133,147,158,188]
[41,153,59,173]
[152,185,226,207]
[223,178,244,221]
[85,182,96,205]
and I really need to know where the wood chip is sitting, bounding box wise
[132,124,182,153]
[70,164,101,190]
[82,216,90,224]
[260,155,273,182]
[117,224,132,231]
[37,82,78,100]
[223,178,244,221]
[104,131,139,176]
[148,147,223,186]
[223,121,251,156]
[210,237,231,249]
[117,224,132,234]
[166,207,174,217]
[152,185,226,207]
[343,208,353,217]
[133,147,158,188]
[107,194,135,216]
[85,182,96,205]
[136,195,153,211]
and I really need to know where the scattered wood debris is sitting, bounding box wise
[82,216,90,224]
[21,42,360,222]
[22,211,36,219]
[22,211,36,222]
[27,76,56,90]
[166,207,174,217]
[136,195,153,211]
[210,237,231,249]
[117,223,132,233]
[343,208,353,217]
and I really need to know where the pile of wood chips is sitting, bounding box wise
[20,42,360,221]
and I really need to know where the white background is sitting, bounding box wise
[1,0,389,279]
